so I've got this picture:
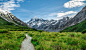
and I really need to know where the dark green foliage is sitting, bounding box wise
[0,17,14,25]
[38,30,44,32]
[14,21,21,25]
[82,29,86,33]
[80,41,86,50]
[66,40,78,45]
[0,29,8,33]
[32,40,39,46]
[61,20,86,32]
[32,28,38,31]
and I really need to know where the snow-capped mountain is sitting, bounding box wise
[62,6,86,29]
[27,6,86,32]
[0,11,28,27]
[27,16,70,32]
[27,17,55,28]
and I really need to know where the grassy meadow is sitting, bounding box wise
[0,30,86,50]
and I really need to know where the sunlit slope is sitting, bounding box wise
[61,20,86,32]
[0,16,37,31]
[0,16,28,30]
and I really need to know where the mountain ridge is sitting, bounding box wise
[0,12,28,27]
[27,6,86,32]
[27,16,70,32]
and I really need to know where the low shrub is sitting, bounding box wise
[82,29,86,34]
[0,29,8,33]
[32,28,38,31]
[32,39,39,46]
[38,30,44,32]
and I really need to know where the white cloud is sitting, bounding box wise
[71,0,86,1]
[57,11,77,17]
[0,0,24,14]
[64,0,86,8]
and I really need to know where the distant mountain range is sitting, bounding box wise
[27,16,70,32]
[0,6,86,32]
[27,6,86,32]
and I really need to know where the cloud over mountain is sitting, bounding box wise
[57,11,77,17]
[64,0,86,8]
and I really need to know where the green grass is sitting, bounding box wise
[0,29,8,33]
[0,31,86,50]
[61,20,86,32]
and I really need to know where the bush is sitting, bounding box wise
[32,39,39,46]
[38,30,44,32]
[82,29,86,34]
[32,28,38,31]
[0,29,8,33]
[5,22,14,25]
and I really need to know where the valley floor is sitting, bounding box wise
[0,31,86,50]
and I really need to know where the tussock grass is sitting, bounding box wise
[0,29,8,33]
[0,31,86,50]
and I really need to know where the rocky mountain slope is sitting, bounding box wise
[27,17,70,32]
[61,19,86,32]
[0,11,28,27]
[62,6,86,28]
[60,6,86,32]
[27,6,86,32]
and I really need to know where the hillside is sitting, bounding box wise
[60,6,86,32]
[0,14,37,31]
[0,12,28,27]
[61,20,86,32]
[0,16,29,30]
[0,11,37,31]
[0,14,86,50]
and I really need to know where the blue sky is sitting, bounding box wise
[0,0,86,22]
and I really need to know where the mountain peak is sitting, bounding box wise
[32,16,38,19]
[0,8,10,14]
